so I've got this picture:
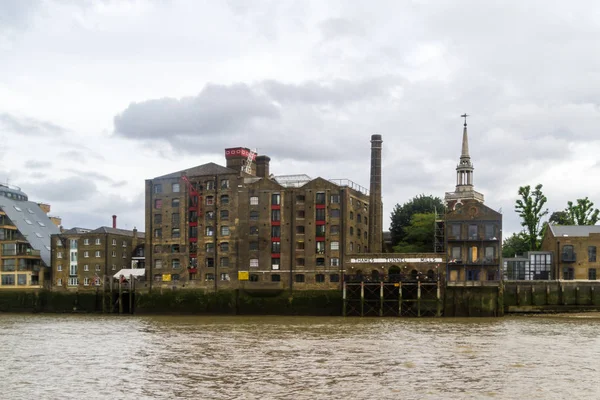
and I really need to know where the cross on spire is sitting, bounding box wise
[461,113,469,126]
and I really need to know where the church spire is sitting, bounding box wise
[444,113,485,204]
[460,113,470,159]
[455,114,474,191]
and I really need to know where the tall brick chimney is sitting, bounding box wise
[255,155,271,178]
[368,134,383,253]
[112,215,117,229]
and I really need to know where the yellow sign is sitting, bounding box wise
[394,283,400,287]
[238,271,249,281]
[162,274,172,282]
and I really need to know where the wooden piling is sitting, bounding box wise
[417,281,421,317]
[379,281,384,317]
[436,280,442,317]
[129,274,134,314]
[342,282,347,317]
[360,281,364,317]
[118,278,123,314]
[398,282,402,316]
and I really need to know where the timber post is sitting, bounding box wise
[360,281,364,317]
[398,282,402,316]
[129,274,134,314]
[417,280,421,317]
[342,282,347,317]
[118,278,123,315]
[379,281,384,317]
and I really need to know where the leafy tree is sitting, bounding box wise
[548,211,570,225]
[566,197,599,225]
[393,213,436,253]
[514,184,548,251]
[502,232,530,258]
[389,194,444,246]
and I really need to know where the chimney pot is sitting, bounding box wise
[112,215,117,229]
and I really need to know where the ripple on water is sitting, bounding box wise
[1,314,600,399]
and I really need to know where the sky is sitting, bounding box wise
[1,0,600,237]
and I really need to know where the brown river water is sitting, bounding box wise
[1,314,599,400]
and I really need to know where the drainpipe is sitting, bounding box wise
[556,240,560,281]
[289,189,295,292]
[214,174,219,292]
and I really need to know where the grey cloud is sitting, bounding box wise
[0,113,67,136]
[65,169,114,183]
[114,83,280,140]
[0,0,41,33]
[319,18,365,40]
[261,77,402,105]
[112,78,403,162]
[24,160,52,169]
[27,176,97,202]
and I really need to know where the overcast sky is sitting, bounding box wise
[1,0,599,237]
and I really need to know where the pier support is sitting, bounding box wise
[360,281,364,317]
[342,282,347,317]
[380,282,384,317]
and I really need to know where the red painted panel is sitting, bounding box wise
[315,220,326,225]
[315,204,326,209]
[271,253,281,258]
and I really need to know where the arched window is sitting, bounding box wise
[371,270,379,281]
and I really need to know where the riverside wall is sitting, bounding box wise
[2,281,600,316]
[0,289,343,316]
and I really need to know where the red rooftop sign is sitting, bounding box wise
[225,147,256,160]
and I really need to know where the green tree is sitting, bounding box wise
[502,232,530,258]
[389,194,444,246]
[565,197,599,225]
[393,213,436,253]
[515,184,548,251]
[548,210,570,225]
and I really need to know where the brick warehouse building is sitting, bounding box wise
[50,217,145,290]
[145,137,384,290]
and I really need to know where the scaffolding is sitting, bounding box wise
[434,207,445,253]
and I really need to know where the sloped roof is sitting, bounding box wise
[549,225,600,237]
[0,197,61,267]
[91,226,145,238]
[62,227,92,234]
[154,162,238,179]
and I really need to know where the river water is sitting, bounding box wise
[1,314,599,400]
